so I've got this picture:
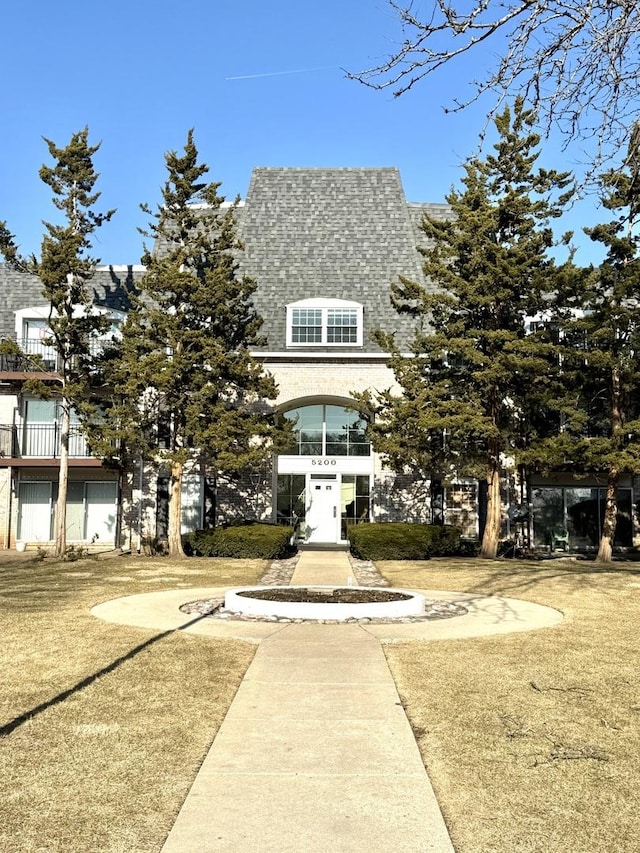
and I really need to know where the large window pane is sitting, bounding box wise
[564,487,598,547]
[532,487,566,548]
[291,309,322,343]
[534,486,634,549]
[327,309,358,343]
[609,489,633,546]
[283,404,370,457]
[325,406,348,454]
[277,474,306,532]
[66,481,85,540]
[284,406,322,455]
[341,474,370,538]
[18,481,53,541]
[445,483,477,538]
[181,475,203,533]
[25,399,57,421]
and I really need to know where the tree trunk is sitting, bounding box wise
[480,459,502,559]
[167,459,186,557]
[54,398,70,558]
[597,470,618,563]
[598,365,623,563]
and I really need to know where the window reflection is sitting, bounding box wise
[340,474,370,538]
[283,404,370,457]
[532,486,632,548]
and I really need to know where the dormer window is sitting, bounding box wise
[14,305,126,367]
[286,299,363,347]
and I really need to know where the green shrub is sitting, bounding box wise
[426,524,464,556]
[348,522,463,561]
[183,523,295,559]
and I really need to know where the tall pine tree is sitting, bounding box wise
[0,129,114,557]
[366,99,574,558]
[547,124,640,562]
[97,131,285,556]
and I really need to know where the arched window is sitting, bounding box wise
[283,404,370,456]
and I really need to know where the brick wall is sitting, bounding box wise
[267,360,400,406]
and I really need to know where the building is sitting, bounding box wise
[0,167,636,551]
[0,265,137,549]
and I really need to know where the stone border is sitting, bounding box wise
[91,585,563,643]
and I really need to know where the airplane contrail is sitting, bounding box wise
[225,66,338,81]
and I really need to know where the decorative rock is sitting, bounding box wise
[179,552,469,624]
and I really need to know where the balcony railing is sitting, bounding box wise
[0,424,92,459]
[0,350,56,373]
[2,338,116,374]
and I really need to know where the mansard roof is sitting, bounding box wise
[1,168,449,354]
[0,264,142,341]
[235,167,447,353]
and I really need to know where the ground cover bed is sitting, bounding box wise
[236,586,410,603]
[0,552,264,852]
[378,556,640,853]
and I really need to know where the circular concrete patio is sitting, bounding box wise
[90,585,564,643]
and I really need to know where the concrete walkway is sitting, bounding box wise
[160,549,455,852]
[90,550,564,852]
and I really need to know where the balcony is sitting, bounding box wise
[18,338,59,371]
[0,424,92,459]
[0,338,115,376]
[0,349,57,375]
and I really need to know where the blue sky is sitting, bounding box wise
[0,0,617,267]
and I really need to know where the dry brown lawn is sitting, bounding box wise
[3,550,639,852]
[378,556,640,853]
[0,552,265,852]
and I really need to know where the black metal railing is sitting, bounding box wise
[2,338,114,374]
[0,350,56,373]
[0,424,92,458]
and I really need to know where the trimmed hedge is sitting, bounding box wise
[183,523,296,559]
[348,522,462,561]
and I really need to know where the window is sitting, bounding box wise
[287,299,363,347]
[291,308,322,343]
[21,399,88,458]
[340,475,371,538]
[444,483,477,538]
[327,308,358,343]
[21,317,57,367]
[14,305,126,367]
[181,474,203,533]
[532,486,633,549]
[277,474,306,529]
[283,404,370,457]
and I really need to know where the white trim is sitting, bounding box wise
[278,456,373,475]
[96,264,146,272]
[250,351,399,360]
[286,298,364,348]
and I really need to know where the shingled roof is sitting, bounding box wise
[0,265,140,342]
[236,167,448,353]
[1,168,449,354]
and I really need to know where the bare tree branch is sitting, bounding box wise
[349,1,640,176]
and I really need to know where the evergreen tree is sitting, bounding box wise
[543,124,640,562]
[0,129,114,557]
[366,99,574,558]
[97,131,286,557]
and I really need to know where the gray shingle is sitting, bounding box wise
[237,168,445,352]
[1,169,450,353]
[0,265,140,340]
